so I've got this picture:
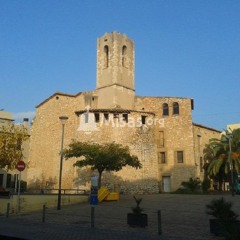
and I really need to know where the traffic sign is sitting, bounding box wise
[16,161,26,172]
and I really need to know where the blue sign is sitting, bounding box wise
[90,175,98,205]
[90,195,98,205]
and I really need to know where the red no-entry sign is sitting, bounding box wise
[16,161,26,172]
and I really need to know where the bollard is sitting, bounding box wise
[157,210,162,235]
[6,203,10,218]
[42,204,46,223]
[91,206,95,228]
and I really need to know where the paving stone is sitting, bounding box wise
[0,194,235,240]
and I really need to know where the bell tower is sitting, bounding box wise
[96,32,135,109]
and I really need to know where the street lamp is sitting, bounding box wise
[57,116,68,210]
[226,131,234,197]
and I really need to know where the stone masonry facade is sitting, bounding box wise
[27,32,220,194]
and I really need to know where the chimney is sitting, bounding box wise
[23,118,29,128]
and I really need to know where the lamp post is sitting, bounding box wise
[57,116,68,210]
[226,132,234,196]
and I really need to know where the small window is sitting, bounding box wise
[94,113,100,123]
[158,152,167,164]
[104,45,109,68]
[103,113,109,121]
[163,103,169,116]
[176,151,184,163]
[122,113,128,122]
[113,113,119,119]
[173,102,179,115]
[122,45,127,67]
[141,116,147,125]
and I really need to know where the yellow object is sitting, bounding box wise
[104,192,119,201]
[98,187,110,202]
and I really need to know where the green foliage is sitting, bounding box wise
[131,196,144,214]
[204,128,240,184]
[63,141,142,187]
[181,177,201,192]
[174,177,205,194]
[0,124,29,170]
[206,197,238,220]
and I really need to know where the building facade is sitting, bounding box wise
[27,32,220,193]
[0,111,29,191]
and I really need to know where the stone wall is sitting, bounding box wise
[28,93,219,193]
[193,123,221,180]
[134,96,197,191]
[27,32,221,194]
[28,92,83,190]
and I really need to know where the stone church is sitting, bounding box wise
[27,32,220,193]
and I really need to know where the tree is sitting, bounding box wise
[181,177,201,192]
[204,128,240,190]
[63,141,142,188]
[0,124,29,170]
[203,138,227,190]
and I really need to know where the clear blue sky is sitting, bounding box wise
[0,0,239,130]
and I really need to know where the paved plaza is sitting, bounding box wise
[0,193,239,240]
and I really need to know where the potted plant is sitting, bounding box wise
[127,196,148,227]
[206,197,240,238]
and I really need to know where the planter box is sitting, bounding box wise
[127,213,148,228]
[210,219,240,237]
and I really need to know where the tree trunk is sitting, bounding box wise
[219,179,223,191]
[98,171,103,189]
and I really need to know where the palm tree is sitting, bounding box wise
[204,128,240,191]
[204,138,226,191]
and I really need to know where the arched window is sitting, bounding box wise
[104,45,109,68]
[122,45,127,67]
[173,102,179,115]
[163,103,169,116]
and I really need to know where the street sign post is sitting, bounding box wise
[16,161,26,212]
[16,161,26,172]
[90,175,98,205]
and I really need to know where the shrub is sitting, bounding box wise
[206,197,238,220]
[181,177,201,192]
